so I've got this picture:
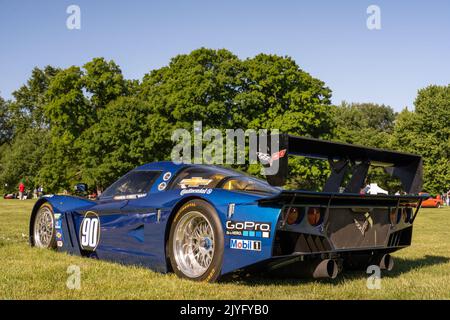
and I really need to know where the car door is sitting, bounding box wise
[85,170,161,266]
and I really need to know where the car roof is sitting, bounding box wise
[135,161,188,172]
[134,161,244,177]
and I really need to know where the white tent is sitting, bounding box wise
[366,183,388,195]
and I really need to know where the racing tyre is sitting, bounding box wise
[31,203,57,249]
[168,199,224,282]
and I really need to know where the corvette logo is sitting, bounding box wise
[353,212,373,236]
[256,149,287,166]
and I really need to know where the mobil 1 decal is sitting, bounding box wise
[225,220,271,238]
[79,211,101,251]
[230,239,261,251]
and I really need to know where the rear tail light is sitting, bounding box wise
[390,207,413,224]
[307,207,322,226]
[284,207,304,225]
[390,208,401,225]
[404,207,413,223]
[286,207,300,225]
[389,208,399,225]
[282,206,324,226]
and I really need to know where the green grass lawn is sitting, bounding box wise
[1,198,450,300]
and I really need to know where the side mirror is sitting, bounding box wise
[74,183,88,194]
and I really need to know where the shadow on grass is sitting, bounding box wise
[220,255,450,286]
[384,255,450,277]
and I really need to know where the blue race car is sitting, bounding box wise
[29,134,425,281]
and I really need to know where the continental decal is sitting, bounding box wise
[180,188,212,196]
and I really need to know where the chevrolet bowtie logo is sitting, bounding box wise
[180,177,212,188]
[353,212,373,236]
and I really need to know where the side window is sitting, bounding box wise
[222,177,279,194]
[101,171,160,199]
[171,167,228,189]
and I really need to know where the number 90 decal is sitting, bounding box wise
[79,211,101,251]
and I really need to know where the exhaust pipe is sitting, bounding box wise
[379,254,394,271]
[312,259,339,279]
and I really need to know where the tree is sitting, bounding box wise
[238,54,332,135]
[237,54,333,189]
[389,108,418,154]
[38,58,131,192]
[391,85,450,193]
[1,51,338,192]
[141,49,334,190]
[332,102,399,192]
[78,97,172,189]
[9,66,60,133]
[332,102,396,148]
[0,128,50,193]
[44,66,92,137]
[141,48,243,128]
[0,95,13,145]
[37,66,91,192]
[83,57,130,113]
[44,58,129,138]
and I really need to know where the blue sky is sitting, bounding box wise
[0,0,449,111]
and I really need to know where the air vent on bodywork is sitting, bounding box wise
[388,226,413,247]
[273,231,332,256]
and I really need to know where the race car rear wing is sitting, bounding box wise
[260,134,423,194]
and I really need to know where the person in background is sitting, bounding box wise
[447,190,450,207]
[38,185,44,197]
[18,181,25,200]
[33,188,38,199]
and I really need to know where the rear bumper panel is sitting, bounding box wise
[272,205,415,257]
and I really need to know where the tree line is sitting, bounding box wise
[0,48,448,194]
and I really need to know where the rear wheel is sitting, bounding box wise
[168,200,223,282]
[32,203,56,249]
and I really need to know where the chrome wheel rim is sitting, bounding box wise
[173,211,214,278]
[34,206,54,248]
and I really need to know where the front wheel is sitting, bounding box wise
[31,203,57,249]
[168,200,224,282]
